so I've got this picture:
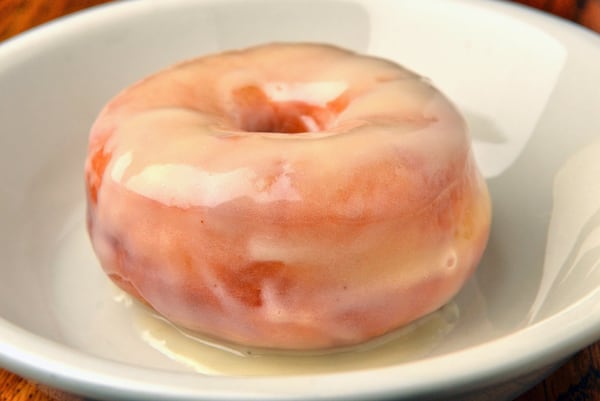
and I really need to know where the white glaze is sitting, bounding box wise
[85,43,491,350]
[120,293,461,376]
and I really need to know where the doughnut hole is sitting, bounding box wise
[230,85,349,134]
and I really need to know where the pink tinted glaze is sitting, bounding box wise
[85,43,491,350]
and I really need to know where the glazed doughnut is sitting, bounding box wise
[85,43,491,350]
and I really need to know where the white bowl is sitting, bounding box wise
[1,0,600,400]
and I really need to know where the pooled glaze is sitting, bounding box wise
[117,292,461,376]
[85,43,491,350]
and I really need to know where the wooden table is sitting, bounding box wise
[1,0,600,400]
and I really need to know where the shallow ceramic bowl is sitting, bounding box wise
[1,0,600,400]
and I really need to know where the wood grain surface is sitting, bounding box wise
[1,0,600,400]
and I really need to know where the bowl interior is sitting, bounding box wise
[1,0,600,397]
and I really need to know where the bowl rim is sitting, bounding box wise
[1,290,599,400]
[1,0,600,399]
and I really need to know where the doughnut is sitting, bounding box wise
[85,43,491,350]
